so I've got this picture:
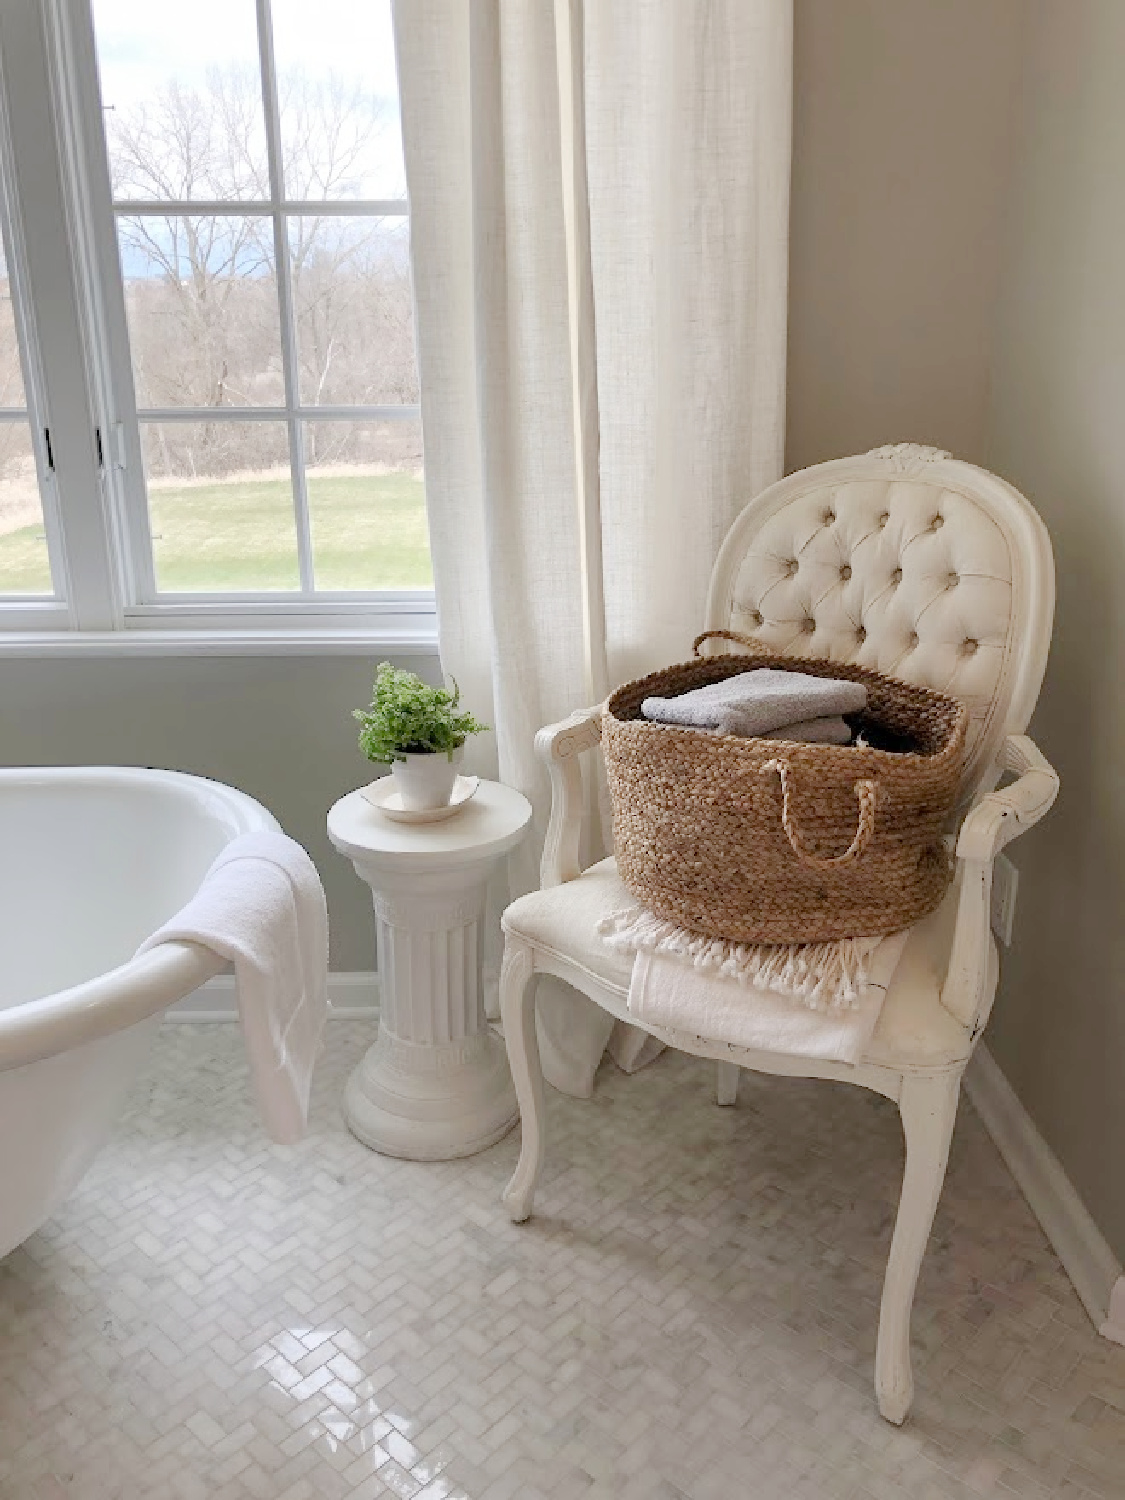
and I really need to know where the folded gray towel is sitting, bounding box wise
[646,714,853,744]
[642,668,867,738]
[762,716,852,745]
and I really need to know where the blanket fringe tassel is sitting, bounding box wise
[596,906,882,1013]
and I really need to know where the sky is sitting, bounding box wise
[92,0,404,203]
[92,0,400,106]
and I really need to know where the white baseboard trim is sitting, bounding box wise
[1103,1278,1125,1347]
[965,1045,1125,1343]
[168,970,379,1021]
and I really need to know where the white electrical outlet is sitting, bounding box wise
[991,854,1019,946]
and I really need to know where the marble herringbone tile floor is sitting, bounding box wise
[1,1023,1123,1500]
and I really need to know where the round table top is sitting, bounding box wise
[327,778,533,870]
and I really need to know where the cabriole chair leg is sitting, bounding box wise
[498,938,544,1223]
[875,1070,962,1423]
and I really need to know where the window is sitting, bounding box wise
[0,0,433,652]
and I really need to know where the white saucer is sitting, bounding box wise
[361,774,480,824]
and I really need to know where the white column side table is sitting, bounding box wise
[327,780,532,1160]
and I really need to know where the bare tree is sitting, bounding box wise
[105,65,417,480]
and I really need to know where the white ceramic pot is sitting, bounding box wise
[390,747,463,811]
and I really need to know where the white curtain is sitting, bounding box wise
[393,0,792,1095]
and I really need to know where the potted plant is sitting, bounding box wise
[354,662,489,810]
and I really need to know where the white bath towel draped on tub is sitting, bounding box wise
[137,831,329,1142]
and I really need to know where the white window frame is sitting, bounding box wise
[0,74,69,632]
[0,0,437,657]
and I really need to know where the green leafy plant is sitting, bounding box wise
[354,662,489,764]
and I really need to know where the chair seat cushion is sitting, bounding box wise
[503,858,986,1070]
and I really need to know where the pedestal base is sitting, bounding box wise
[344,1023,519,1160]
[327,780,533,1163]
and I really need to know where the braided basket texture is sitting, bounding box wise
[602,632,968,943]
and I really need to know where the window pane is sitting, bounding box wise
[272,0,406,200]
[92,0,269,201]
[291,217,417,406]
[305,419,429,590]
[118,216,284,408]
[0,237,26,408]
[0,423,51,595]
[142,422,300,592]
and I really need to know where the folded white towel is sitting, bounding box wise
[625,929,909,1065]
[642,668,867,738]
[137,831,329,1144]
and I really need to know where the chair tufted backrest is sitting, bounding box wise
[704,445,1055,795]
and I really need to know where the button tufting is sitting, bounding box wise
[931,514,945,530]
[947,571,959,588]
[823,508,836,526]
[751,609,763,625]
[840,564,852,581]
[802,617,816,634]
[855,625,866,643]
[878,511,890,528]
[908,631,919,648]
[963,637,978,654]
[785,559,798,576]
[891,567,903,585]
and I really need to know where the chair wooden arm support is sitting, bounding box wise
[535,706,603,888]
[955,734,1059,863]
[941,735,1058,1030]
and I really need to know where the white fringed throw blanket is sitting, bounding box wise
[597,905,909,1064]
[598,904,882,1010]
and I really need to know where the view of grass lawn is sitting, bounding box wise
[0,468,433,595]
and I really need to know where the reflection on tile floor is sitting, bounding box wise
[1,1022,1124,1499]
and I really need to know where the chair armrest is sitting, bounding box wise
[956,734,1059,862]
[941,735,1059,1030]
[535,706,603,888]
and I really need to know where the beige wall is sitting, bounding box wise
[984,0,1125,1262]
[0,655,441,973]
[787,0,1025,473]
[787,0,1125,1263]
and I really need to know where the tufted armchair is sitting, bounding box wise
[498,445,1059,1423]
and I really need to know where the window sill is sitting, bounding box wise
[0,621,440,658]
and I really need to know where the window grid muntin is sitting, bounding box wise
[250,0,309,592]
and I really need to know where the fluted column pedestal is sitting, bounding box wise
[327,780,532,1160]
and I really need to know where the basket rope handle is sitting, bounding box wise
[692,628,777,659]
[761,759,878,869]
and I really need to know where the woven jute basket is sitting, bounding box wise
[602,631,968,944]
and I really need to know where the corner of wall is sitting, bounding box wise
[966,1045,1123,1340]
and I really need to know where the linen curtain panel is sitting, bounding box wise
[393,0,793,1095]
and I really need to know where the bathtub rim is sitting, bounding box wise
[0,766,278,1074]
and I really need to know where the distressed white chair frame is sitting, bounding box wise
[498,445,1058,1423]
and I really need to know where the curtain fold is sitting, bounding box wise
[394,0,793,1096]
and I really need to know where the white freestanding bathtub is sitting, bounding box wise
[0,767,278,1261]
